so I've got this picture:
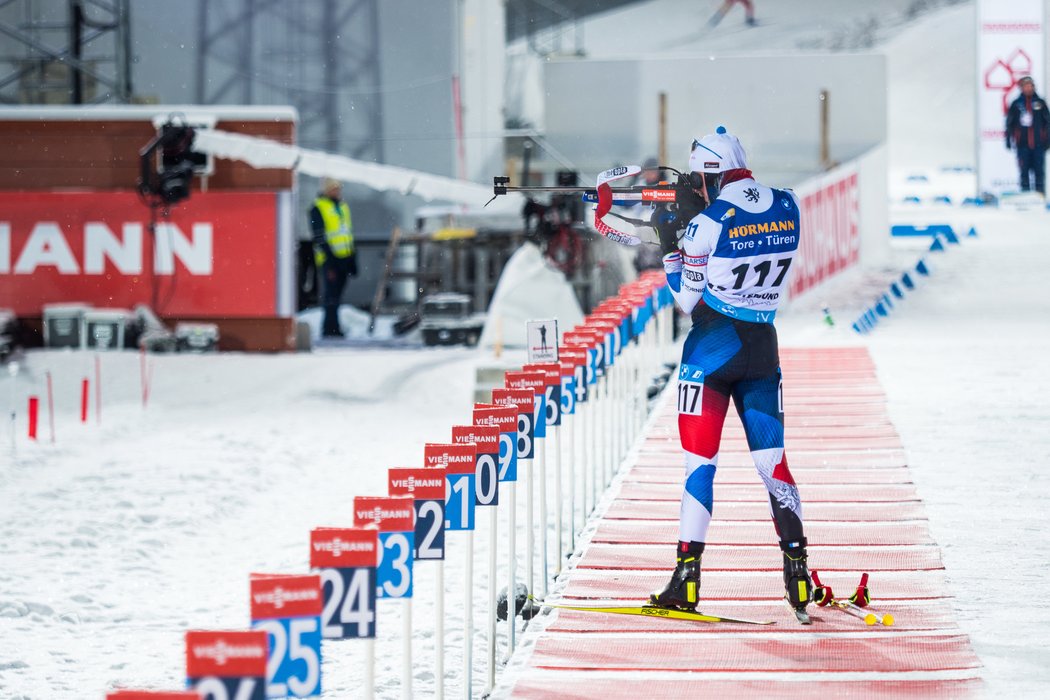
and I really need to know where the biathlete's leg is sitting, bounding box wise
[649,381,730,610]
[733,370,812,611]
[651,316,741,610]
[676,385,731,545]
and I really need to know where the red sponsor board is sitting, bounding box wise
[185,630,268,678]
[566,329,603,348]
[353,495,415,531]
[451,424,499,452]
[491,388,534,413]
[249,573,323,620]
[472,404,517,433]
[790,171,860,297]
[523,363,561,386]
[388,467,446,499]
[309,527,378,568]
[423,442,476,474]
[0,191,279,316]
[505,370,545,392]
[560,348,587,367]
[585,319,618,334]
[107,693,197,700]
[559,360,576,377]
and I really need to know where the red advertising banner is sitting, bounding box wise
[184,630,268,678]
[472,404,517,433]
[451,424,499,452]
[423,442,476,474]
[249,573,323,620]
[790,171,860,297]
[388,466,446,499]
[107,693,197,700]
[353,496,415,532]
[505,370,545,392]
[309,527,378,568]
[491,388,534,413]
[0,191,278,316]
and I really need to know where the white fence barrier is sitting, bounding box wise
[107,270,676,699]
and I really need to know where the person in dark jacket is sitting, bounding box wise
[1005,76,1050,195]
[309,178,358,337]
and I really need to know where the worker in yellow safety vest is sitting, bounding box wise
[309,178,358,338]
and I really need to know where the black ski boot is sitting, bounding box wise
[649,542,704,611]
[781,538,812,624]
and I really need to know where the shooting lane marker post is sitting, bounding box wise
[27,396,38,440]
[46,371,55,443]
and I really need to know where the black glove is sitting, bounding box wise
[321,242,335,261]
[653,204,683,256]
[347,252,358,277]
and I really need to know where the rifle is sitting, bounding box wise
[487,164,705,247]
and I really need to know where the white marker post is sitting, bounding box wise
[352,497,416,700]
[389,466,445,700]
[366,638,376,697]
[7,361,17,455]
[490,389,533,653]
[487,503,498,690]
[429,441,476,699]
[436,561,444,700]
[403,599,413,699]
[525,455,534,599]
[523,362,560,592]
[455,422,502,696]
[525,320,559,593]
[535,438,547,595]
[559,357,577,555]
[507,480,517,652]
[310,527,379,699]
[504,371,546,600]
[477,405,517,658]
[464,530,474,700]
[45,370,55,444]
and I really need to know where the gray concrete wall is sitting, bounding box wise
[543,52,887,187]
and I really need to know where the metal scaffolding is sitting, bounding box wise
[0,0,132,104]
[193,0,383,161]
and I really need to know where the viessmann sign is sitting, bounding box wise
[0,191,282,316]
[789,168,859,298]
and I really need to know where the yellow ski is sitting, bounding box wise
[540,601,776,625]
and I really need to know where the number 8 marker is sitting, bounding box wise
[491,389,536,460]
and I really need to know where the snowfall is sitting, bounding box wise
[3,2,1050,699]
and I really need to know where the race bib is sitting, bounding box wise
[1021,111,1034,127]
[677,364,704,416]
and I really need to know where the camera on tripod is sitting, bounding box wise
[138,116,210,206]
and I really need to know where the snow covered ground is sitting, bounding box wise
[778,202,1050,697]
[0,347,491,697]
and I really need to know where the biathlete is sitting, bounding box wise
[648,127,812,621]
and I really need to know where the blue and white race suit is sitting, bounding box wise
[667,178,800,323]
[663,177,805,547]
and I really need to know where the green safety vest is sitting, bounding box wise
[314,197,354,265]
